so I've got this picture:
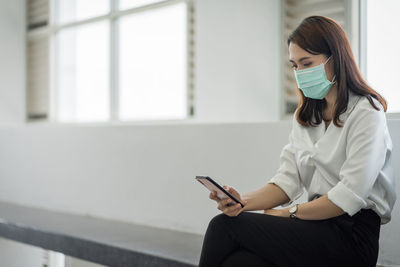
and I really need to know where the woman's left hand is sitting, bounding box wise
[263,208,289,217]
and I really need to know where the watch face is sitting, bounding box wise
[289,206,296,213]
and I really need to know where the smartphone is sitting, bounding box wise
[195,176,244,208]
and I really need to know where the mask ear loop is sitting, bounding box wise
[324,55,332,65]
[331,74,336,84]
[324,56,336,84]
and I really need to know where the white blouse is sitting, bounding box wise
[268,90,396,224]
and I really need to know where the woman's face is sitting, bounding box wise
[288,42,335,82]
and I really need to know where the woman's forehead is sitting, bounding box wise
[289,43,313,60]
[289,43,323,62]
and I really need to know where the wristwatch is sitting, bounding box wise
[289,204,298,219]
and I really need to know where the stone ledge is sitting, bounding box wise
[0,202,203,267]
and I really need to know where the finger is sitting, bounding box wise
[227,206,242,217]
[232,208,243,217]
[226,191,243,206]
[226,204,244,217]
[214,191,222,200]
[209,191,220,201]
[217,201,228,210]
[217,203,222,211]
[224,203,242,214]
[218,201,230,211]
[209,192,217,200]
[224,185,234,193]
[234,205,247,216]
[226,186,240,198]
[221,198,233,206]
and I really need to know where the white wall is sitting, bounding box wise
[0,120,290,234]
[378,120,400,266]
[0,0,25,124]
[65,256,106,267]
[0,238,44,267]
[194,0,282,122]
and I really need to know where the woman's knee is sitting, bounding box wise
[206,212,254,237]
[208,211,247,228]
[207,213,229,231]
[207,213,245,236]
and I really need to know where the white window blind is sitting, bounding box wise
[27,0,50,120]
[27,36,50,119]
[28,0,49,29]
[283,0,352,118]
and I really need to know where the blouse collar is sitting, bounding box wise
[308,90,362,126]
[345,90,362,114]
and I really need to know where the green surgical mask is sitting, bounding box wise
[293,56,335,100]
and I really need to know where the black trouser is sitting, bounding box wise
[198,209,380,267]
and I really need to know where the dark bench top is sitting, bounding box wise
[0,201,204,267]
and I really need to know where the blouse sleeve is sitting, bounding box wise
[268,117,304,207]
[327,103,388,216]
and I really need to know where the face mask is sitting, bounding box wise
[293,56,335,100]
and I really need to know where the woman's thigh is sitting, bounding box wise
[220,248,277,267]
[211,211,358,267]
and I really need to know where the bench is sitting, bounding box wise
[0,201,203,267]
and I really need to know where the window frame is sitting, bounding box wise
[359,0,400,118]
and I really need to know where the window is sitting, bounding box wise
[56,0,109,24]
[119,0,164,10]
[118,3,187,120]
[26,0,195,122]
[56,21,110,122]
[362,0,400,113]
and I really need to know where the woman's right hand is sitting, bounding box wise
[209,185,248,217]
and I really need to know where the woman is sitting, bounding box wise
[198,16,396,267]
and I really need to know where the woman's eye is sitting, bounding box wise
[303,63,312,67]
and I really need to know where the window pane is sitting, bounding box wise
[57,0,110,25]
[56,21,110,122]
[119,0,165,10]
[118,3,187,121]
[366,0,400,112]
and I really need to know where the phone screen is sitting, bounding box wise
[195,176,244,208]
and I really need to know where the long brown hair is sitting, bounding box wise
[288,15,387,127]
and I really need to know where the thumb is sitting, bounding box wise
[228,186,240,197]
[223,185,233,192]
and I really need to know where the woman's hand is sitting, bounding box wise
[209,185,248,217]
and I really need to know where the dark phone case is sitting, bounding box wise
[195,176,244,208]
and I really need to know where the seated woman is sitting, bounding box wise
[198,15,396,267]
